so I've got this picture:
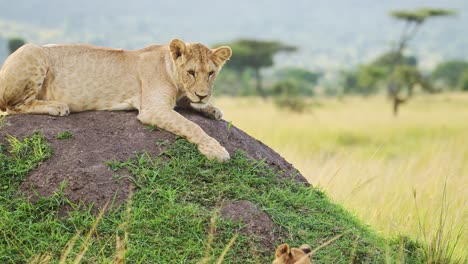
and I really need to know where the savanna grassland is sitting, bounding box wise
[218,93,468,260]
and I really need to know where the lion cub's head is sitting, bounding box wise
[169,39,231,108]
[272,244,312,264]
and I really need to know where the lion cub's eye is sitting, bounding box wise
[187,70,196,77]
[208,70,215,77]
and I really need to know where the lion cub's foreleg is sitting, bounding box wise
[138,108,230,162]
[11,100,70,116]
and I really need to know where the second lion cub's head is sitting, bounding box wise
[169,39,231,108]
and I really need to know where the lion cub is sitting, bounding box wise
[0,39,232,161]
[273,244,312,264]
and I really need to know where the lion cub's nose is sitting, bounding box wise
[195,93,208,100]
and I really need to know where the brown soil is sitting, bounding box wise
[221,200,278,250]
[0,109,307,240]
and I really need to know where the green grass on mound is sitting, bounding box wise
[0,133,426,263]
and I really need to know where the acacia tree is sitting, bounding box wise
[388,8,454,115]
[342,51,416,95]
[223,39,296,98]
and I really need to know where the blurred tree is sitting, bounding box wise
[390,9,454,57]
[268,67,321,111]
[221,39,297,98]
[271,80,306,112]
[0,36,6,62]
[275,67,320,84]
[355,65,386,94]
[431,60,468,89]
[214,68,255,96]
[342,70,358,94]
[371,51,417,68]
[388,65,435,113]
[388,8,455,115]
[342,52,417,95]
[8,37,26,54]
[272,79,301,96]
[458,69,468,91]
[274,67,320,96]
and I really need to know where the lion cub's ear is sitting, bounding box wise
[169,39,187,61]
[213,46,232,63]
[275,243,291,258]
[299,244,312,254]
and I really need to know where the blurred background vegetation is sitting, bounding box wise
[1,0,467,106]
[1,0,467,261]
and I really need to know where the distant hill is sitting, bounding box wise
[0,0,467,71]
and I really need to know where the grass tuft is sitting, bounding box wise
[56,131,73,140]
[414,181,465,264]
[146,124,159,132]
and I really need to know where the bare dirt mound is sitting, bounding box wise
[0,110,306,210]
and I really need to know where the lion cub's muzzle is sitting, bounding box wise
[195,92,208,101]
[189,94,211,104]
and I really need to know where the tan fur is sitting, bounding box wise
[273,244,312,264]
[0,39,232,161]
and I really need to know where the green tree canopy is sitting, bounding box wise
[219,39,297,97]
[275,67,321,85]
[226,39,296,70]
[8,37,26,54]
[391,8,455,23]
[458,69,468,91]
[431,60,468,89]
[273,67,320,97]
[342,52,417,95]
[370,51,417,68]
[271,80,307,112]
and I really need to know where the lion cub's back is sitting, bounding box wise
[42,44,142,111]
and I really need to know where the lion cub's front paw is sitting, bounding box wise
[211,106,223,120]
[48,103,70,116]
[199,140,230,162]
[203,106,223,120]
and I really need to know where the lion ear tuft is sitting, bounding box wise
[275,244,291,258]
[213,46,232,62]
[169,39,187,61]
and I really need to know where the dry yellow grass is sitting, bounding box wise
[217,93,468,259]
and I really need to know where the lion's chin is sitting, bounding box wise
[190,102,208,110]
